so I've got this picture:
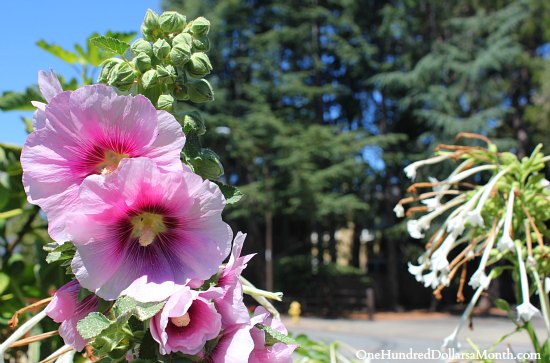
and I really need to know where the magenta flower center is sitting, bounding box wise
[95,150,130,175]
[130,212,167,247]
[170,313,191,327]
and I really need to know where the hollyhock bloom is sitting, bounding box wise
[68,158,232,302]
[21,71,185,242]
[206,322,256,363]
[215,232,255,327]
[150,285,222,355]
[249,307,297,363]
[45,280,99,351]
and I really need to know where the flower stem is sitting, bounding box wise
[0,208,23,220]
[0,309,47,363]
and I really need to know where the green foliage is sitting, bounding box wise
[90,36,131,57]
[254,323,297,346]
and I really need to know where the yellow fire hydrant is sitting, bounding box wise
[288,301,301,324]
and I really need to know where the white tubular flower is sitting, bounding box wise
[403,154,453,180]
[469,218,503,290]
[422,270,439,289]
[421,197,442,212]
[393,203,405,218]
[515,243,541,322]
[447,164,497,184]
[546,277,550,294]
[466,168,510,228]
[430,234,458,273]
[408,262,427,282]
[497,186,516,252]
[442,278,489,352]
[407,220,426,239]
[447,187,484,236]
[408,195,467,239]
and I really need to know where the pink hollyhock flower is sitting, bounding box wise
[206,322,256,363]
[215,232,255,327]
[68,157,232,302]
[45,280,99,351]
[21,71,185,242]
[249,307,297,363]
[150,285,222,355]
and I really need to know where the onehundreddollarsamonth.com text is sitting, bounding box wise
[355,348,541,361]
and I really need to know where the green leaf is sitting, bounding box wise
[77,312,112,339]
[255,323,298,346]
[0,87,43,111]
[113,296,166,321]
[494,298,511,312]
[0,272,9,295]
[90,36,130,56]
[44,242,76,264]
[213,182,243,204]
[138,330,158,360]
[36,40,80,64]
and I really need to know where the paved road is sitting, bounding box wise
[282,314,547,362]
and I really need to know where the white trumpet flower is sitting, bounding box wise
[497,186,516,252]
[393,203,405,218]
[515,242,541,322]
[469,218,503,290]
[404,154,453,180]
[466,168,510,228]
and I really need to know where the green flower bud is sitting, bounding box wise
[133,53,152,73]
[159,11,186,33]
[98,58,123,84]
[141,69,159,90]
[191,17,210,36]
[192,148,224,179]
[186,52,212,78]
[182,111,206,136]
[157,94,175,111]
[173,33,193,46]
[108,62,136,91]
[153,39,171,60]
[170,42,192,66]
[143,9,160,30]
[131,38,153,57]
[156,64,176,85]
[187,79,214,103]
[174,82,189,101]
[192,36,210,52]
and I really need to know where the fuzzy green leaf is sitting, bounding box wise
[90,36,130,56]
[255,324,298,346]
[36,40,80,64]
[113,296,166,321]
[77,312,112,339]
[213,182,243,204]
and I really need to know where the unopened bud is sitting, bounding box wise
[156,64,176,85]
[187,79,214,103]
[192,148,224,179]
[108,62,136,91]
[159,11,186,33]
[141,69,159,90]
[143,9,160,30]
[173,33,193,47]
[191,17,210,36]
[153,39,171,60]
[192,36,210,52]
[157,94,175,111]
[186,52,212,78]
[133,53,152,73]
[170,42,192,66]
[98,58,123,84]
[182,111,206,136]
[131,38,153,57]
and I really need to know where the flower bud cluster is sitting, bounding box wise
[98,9,221,179]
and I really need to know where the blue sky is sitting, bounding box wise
[0,1,162,145]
